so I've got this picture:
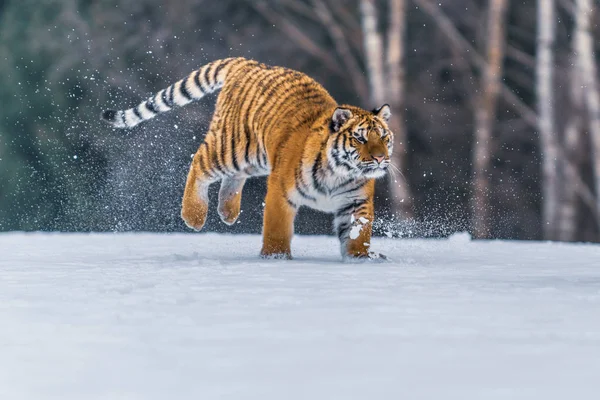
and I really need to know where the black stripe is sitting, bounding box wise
[336,203,356,217]
[230,130,240,172]
[253,70,296,121]
[198,142,214,178]
[334,185,363,197]
[203,63,215,91]
[311,143,327,195]
[212,59,230,84]
[294,167,317,202]
[331,177,357,192]
[295,183,316,202]
[335,178,368,190]
[211,150,227,176]
[145,98,158,114]
[167,85,175,107]
[207,134,227,176]
[246,69,291,138]
[335,199,367,218]
[298,93,329,106]
[132,106,143,120]
[193,70,205,95]
[260,151,269,169]
[229,65,263,171]
[226,66,258,170]
[194,153,207,176]
[341,134,349,153]
[179,80,192,101]
[245,69,292,166]
[331,135,355,172]
[243,127,252,166]
[336,221,351,239]
[212,125,229,176]
[120,111,127,127]
[214,106,227,171]
[160,90,171,109]
[248,70,289,121]
[260,81,316,134]
[354,204,369,215]
[286,198,298,209]
[219,134,230,173]
[256,144,267,169]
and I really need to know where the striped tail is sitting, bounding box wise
[101,57,242,129]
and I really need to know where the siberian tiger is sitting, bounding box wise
[102,57,393,260]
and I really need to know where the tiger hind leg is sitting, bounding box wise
[181,150,215,231]
[217,177,247,225]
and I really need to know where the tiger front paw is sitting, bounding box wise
[344,251,389,263]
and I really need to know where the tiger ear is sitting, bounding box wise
[373,104,391,122]
[331,107,353,132]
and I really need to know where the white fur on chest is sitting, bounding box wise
[290,167,367,213]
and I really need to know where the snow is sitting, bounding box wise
[1,232,599,399]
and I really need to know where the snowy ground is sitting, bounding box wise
[1,232,599,399]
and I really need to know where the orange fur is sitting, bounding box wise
[103,57,394,260]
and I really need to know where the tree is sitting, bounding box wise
[575,0,600,222]
[471,0,510,239]
[558,60,585,241]
[536,0,561,240]
[385,0,413,220]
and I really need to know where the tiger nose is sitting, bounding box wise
[372,155,385,164]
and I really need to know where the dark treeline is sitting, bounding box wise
[1,0,599,241]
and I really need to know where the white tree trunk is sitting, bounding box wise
[576,0,600,223]
[386,0,414,219]
[471,0,509,239]
[360,0,385,105]
[536,0,561,240]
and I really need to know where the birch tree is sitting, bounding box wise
[536,0,561,240]
[575,0,600,220]
[385,0,413,219]
[360,0,386,105]
[471,0,510,239]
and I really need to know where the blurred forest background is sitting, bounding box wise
[1,0,600,242]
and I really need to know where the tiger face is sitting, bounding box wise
[328,104,393,179]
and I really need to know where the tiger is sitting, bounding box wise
[102,57,393,260]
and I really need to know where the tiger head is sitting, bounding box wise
[328,104,393,179]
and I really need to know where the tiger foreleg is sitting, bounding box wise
[260,175,297,259]
[334,193,383,260]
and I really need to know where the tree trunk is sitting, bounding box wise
[471,0,509,239]
[536,0,561,240]
[575,0,600,228]
[386,0,414,219]
[360,0,385,105]
[558,63,584,241]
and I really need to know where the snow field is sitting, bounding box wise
[1,232,599,399]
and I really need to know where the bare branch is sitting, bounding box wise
[413,0,539,127]
[311,0,369,99]
[249,0,343,75]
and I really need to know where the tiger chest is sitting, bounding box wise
[288,173,366,214]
